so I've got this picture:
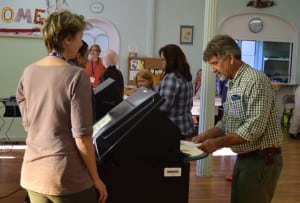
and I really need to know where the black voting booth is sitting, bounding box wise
[93,87,190,203]
[93,78,123,122]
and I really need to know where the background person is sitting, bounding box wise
[289,85,300,139]
[16,10,107,203]
[193,34,282,203]
[69,40,89,68]
[193,68,202,98]
[69,40,97,123]
[155,44,194,140]
[215,77,228,124]
[135,69,154,90]
[86,44,105,88]
[100,49,124,102]
[192,68,202,131]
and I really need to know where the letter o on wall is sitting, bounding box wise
[1,7,14,23]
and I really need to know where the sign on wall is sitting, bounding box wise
[0,0,73,37]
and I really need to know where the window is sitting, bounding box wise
[236,40,263,71]
[83,27,108,57]
[82,18,120,59]
[236,40,292,83]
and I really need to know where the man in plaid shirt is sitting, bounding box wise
[193,35,282,203]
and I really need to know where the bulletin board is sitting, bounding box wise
[127,57,164,87]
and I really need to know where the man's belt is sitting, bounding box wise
[237,147,281,165]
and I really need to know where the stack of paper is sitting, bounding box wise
[180,140,204,157]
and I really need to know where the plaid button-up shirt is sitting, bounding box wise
[216,63,283,154]
[155,72,194,136]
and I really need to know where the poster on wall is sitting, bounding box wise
[0,0,72,37]
[0,0,75,37]
[129,59,144,81]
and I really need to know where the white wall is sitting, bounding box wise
[155,0,205,75]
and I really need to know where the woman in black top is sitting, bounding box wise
[100,49,124,102]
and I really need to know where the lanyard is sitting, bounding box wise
[91,58,99,75]
[48,51,65,60]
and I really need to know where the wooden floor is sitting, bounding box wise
[1,128,299,203]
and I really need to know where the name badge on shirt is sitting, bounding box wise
[231,94,241,101]
[90,77,95,83]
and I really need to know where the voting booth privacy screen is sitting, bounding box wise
[92,87,182,164]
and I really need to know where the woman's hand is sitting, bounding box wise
[95,179,108,203]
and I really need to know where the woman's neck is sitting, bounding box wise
[92,57,99,62]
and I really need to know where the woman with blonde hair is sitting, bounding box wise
[16,10,107,203]
[135,69,154,90]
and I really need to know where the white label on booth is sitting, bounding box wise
[164,167,182,177]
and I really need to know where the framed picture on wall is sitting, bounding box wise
[180,25,194,45]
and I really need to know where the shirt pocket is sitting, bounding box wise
[228,99,246,120]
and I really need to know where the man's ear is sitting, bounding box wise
[228,54,234,65]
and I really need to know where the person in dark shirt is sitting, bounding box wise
[69,40,97,123]
[215,77,228,124]
[69,40,89,68]
[100,49,124,102]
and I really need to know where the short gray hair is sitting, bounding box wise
[203,34,241,62]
